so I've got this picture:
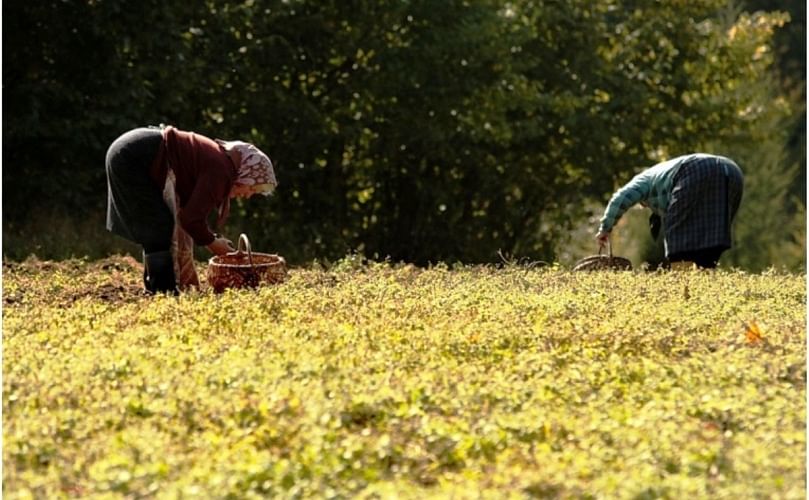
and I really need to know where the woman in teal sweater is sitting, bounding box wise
[596,154,744,269]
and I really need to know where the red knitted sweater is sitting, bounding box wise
[149,126,237,245]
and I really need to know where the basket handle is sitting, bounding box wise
[598,237,613,258]
[236,233,255,270]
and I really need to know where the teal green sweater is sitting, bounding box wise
[598,153,722,233]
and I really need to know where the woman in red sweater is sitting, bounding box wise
[105,126,277,294]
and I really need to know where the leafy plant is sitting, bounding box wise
[3,257,805,498]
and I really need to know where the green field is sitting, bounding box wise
[3,257,806,498]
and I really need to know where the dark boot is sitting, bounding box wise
[142,253,154,293]
[144,250,178,295]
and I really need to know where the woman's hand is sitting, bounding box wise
[207,236,235,255]
[595,230,610,250]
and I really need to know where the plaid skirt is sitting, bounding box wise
[664,156,744,256]
[105,127,174,250]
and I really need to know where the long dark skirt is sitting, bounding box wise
[105,127,174,251]
[664,156,744,257]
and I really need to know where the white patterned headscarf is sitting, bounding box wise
[217,140,278,196]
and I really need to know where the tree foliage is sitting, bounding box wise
[2,0,801,267]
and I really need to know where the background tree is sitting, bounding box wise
[2,0,803,270]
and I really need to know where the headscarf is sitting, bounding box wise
[214,139,278,227]
[217,140,278,196]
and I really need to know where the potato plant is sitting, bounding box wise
[3,256,805,498]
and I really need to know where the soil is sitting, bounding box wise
[3,255,152,306]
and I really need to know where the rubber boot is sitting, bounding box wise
[142,253,154,293]
[144,250,178,295]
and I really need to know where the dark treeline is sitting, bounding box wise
[3,0,805,269]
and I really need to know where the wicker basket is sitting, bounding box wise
[573,241,632,272]
[207,234,287,293]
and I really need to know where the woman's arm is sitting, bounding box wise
[177,171,232,247]
[598,173,652,234]
[206,236,235,255]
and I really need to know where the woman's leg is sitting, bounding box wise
[668,249,697,270]
[669,246,725,269]
[142,249,177,294]
[692,246,726,269]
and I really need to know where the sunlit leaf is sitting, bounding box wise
[744,320,764,344]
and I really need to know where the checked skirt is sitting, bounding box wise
[105,127,175,251]
[664,156,744,256]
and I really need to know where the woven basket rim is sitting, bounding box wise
[575,254,631,263]
[208,252,286,269]
[573,254,632,271]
